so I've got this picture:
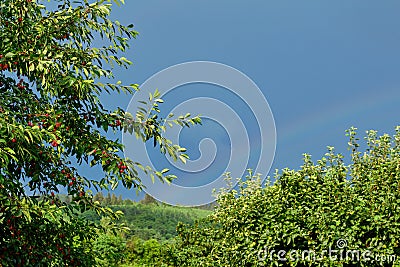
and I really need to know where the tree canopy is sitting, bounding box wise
[0,0,200,265]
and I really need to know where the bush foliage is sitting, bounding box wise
[167,127,400,266]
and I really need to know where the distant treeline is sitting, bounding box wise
[90,192,216,210]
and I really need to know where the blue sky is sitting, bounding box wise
[80,1,400,203]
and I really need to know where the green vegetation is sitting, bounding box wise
[0,0,200,266]
[2,1,399,266]
[166,127,400,266]
[85,128,400,266]
[115,203,210,242]
[82,196,211,266]
[84,193,211,242]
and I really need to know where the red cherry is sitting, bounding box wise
[11,138,16,143]
[28,121,33,127]
[51,140,58,147]
[69,181,73,186]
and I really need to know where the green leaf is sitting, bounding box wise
[4,52,14,58]
[179,155,187,164]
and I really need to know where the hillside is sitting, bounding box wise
[82,199,212,242]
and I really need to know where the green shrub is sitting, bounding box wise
[92,217,128,267]
[93,233,126,267]
[166,127,400,266]
[124,236,169,266]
